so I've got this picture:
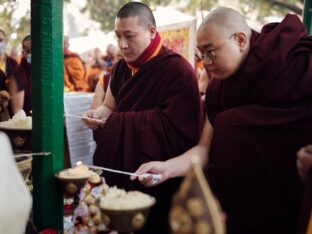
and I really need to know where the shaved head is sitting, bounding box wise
[117,2,156,29]
[199,7,251,39]
[197,7,252,80]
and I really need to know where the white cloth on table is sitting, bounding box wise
[64,92,96,166]
[0,132,32,234]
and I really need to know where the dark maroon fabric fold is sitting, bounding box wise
[13,58,32,115]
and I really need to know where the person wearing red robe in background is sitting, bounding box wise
[63,36,89,92]
[133,7,312,234]
[83,2,203,233]
[9,35,32,116]
[0,29,18,119]
[0,29,18,93]
[90,49,122,109]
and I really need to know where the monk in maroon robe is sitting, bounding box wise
[83,2,203,233]
[9,35,32,116]
[0,29,18,93]
[133,7,312,234]
[203,12,312,233]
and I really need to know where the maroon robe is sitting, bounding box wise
[93,46,203,233]
[0,55,18,117]
[0,56,17,91]
[205,14,312,234]
[13,58,31,116]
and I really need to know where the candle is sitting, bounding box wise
[58,161,95,179]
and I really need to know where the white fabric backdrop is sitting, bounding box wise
[64,92,96,166]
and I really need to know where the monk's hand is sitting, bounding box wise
[297,144,312,182]
[130,161,170,187]
[82,105,112,130]
[82,110,102,130]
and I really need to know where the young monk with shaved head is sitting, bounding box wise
[134,7,312,233]
[83,2,203,233]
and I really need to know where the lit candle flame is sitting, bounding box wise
[76,161,83,167]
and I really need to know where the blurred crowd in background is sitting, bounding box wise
[0,28,209,122]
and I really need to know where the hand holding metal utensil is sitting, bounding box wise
[64,113,105,124]
[85,164,162,183]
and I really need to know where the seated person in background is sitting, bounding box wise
[63,35,89,92]
[103,44,117,73]
[133,7,312,234]
[9,35,32,116]
[90,49,122,109]
[86,47,106,92]
[93,47,105,69]
[0,90,10,121]
[0,29,18,93]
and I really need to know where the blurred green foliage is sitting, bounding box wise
[0,0,305,52]
[83,0,304,32]
[0,0,30,50]
[80,0,173,32]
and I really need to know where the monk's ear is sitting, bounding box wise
[148,26,157,39]
[234,32,247,51]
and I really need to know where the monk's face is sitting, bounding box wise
[197,24,247,80]
[115,16,155,63]
[22,40,31,58]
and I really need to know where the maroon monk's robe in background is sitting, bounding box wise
[0,56,17,91]
[12,58,31,116]
[93,46,203,234]
[205,14,312,234]
[0,55,18,117]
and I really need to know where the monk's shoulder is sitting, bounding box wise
[158,48,194,75]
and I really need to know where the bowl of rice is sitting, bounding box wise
[55,165,99,196]
[98,186,156,232]
[0,110,32,152]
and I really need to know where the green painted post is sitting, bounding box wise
[303,0,312,34]
[31,0,64,231]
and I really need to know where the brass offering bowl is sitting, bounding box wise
[98,197,156,233]
[55,172,89,196]
[0,127,32,153]
[55,168,102,196]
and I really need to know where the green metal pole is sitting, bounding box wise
[303,0,312,34]
[31,0,64,231]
